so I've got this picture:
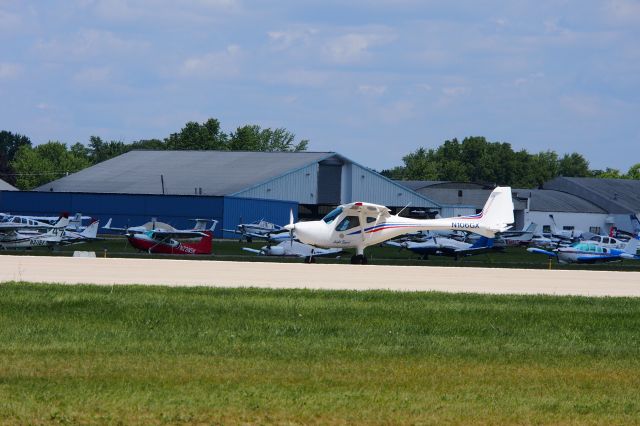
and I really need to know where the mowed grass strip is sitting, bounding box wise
[1,283,639,424]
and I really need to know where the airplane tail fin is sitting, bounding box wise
[623,236,639,256]
[475,187,514,238]
[525,222,537,233]
[45,214,70,238]
[103,218,113,229]
[189,231,212,254]
[471,236,494,249]
[80,220,100,238]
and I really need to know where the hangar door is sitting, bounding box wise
[317,163,342,204]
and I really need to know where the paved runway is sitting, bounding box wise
[1,255,639,297]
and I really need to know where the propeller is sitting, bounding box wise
[285,209,295,247]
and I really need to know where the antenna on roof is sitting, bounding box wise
[160,174,165,195]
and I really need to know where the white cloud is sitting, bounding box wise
[358,84,387,96]
[267,27,317,51]
[0,62,21,78]
[323,30,395,64]
[181,44,242,78]
[266,68,329,87]
[442,86,468,97]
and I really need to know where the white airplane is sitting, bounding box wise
[223,219,285,242]
[0,212,92,231]
[284,186,514,264]
[528,237,639,264]
[60,219,101,245]
[242,240,342,263]
[0,215,70,249]
[497,222,537,246]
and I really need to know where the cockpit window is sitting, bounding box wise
[322,207,343,224]
[336,216,360,232]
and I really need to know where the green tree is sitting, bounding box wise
[165,118,228,150]
[229,125,308,152]
[11,141,91,190]
[626,163,640,180]
[558,153,590,177]
[591,168,622,179]
[0,131,32,185]
[88,136,130,163]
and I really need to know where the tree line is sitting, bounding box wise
[1,118,308,190]
[2,127,638,191]
[381,137,640,187]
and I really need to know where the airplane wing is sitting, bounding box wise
[527,247,557,257]
[102,218,128,232]
[343,202,392,219]
[241,247,263,255]
[152,230,207,239]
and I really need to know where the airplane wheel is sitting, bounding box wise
[350,255,367,265]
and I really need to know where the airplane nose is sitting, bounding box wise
[284,223,294,231]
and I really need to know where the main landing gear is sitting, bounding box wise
[350,254,368,265]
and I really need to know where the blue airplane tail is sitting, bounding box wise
[470,236,493,249]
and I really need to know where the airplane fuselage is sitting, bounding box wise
[127,232,212,255]
[294,214,492,253]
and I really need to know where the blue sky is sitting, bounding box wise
[1,0,639,172]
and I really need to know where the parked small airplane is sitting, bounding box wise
[386,235,497,260]
[497,223,537,246]
[0,212,91,231]
[125,220,218,254]
[587,234,627,250]
[527,237,640,264]
[242,240,342,263]
[284,186,514,264]
[60,219,101,245]
[0,214,70,249]
[223,219,284,242]
[104,218,215,234]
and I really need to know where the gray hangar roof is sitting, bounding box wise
[544,177,640,214]
[0,178,17,191]
[514,189,606,213]
[35,151,336,196]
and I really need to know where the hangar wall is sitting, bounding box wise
[231,163,318,204]
[0,191,297,238]
[347,163,439,208]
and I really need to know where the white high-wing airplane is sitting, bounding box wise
[242,240,342,262]
[284,186,514,264]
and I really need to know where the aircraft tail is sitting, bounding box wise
[474,187,514,238]
[44,214,70,238]
[188,231,212,254]
[80,220,100,239]
[525,222,537,233]
[623,236,639,257]
[470,236,494,249]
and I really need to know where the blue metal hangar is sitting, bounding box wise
[2,151,440,237]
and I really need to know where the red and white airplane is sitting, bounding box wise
[105,218,218,254]
[284,186,514,264]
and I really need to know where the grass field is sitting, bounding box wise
[1,283,640,424]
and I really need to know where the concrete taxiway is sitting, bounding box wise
[1,255,639,297]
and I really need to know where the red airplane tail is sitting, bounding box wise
[189,231,212,254]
